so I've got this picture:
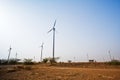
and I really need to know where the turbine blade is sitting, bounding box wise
[53,20,56,28]
[41,42,44,47]
[42,42,44,46]
[47,28,53,33]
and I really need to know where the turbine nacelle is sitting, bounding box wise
[47,20,56,33]
[41,42,44,48]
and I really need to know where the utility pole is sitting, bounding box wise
[7,46,12,64]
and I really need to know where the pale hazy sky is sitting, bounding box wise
[0,0,120,62]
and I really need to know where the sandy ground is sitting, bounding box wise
[0,64,120,80]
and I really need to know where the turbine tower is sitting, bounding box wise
[40,42,44,62]
[48,20,56,62]
[7,46,12,64]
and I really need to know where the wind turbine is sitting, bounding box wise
[48,20,56,62]
[108,50,112,61]
[15,52,17,60]
[40,42,44,62]
[86,53,89,62]
[7,45,12,64]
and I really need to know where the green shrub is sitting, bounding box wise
[0,59,7,64]
[23,58,34,65]
[0,58,20,65]
[42,57,59,64]
[9,58,21,64]
[42,58,48,63]
[9,59,17,64]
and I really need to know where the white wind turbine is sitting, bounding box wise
[48,20,56,62]
[7,45,12,64]
[40,42,44,62]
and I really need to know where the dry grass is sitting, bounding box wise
[0,63,120,80]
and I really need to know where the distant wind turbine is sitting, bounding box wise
[86,53,89,62]
[48,20,56,62]
[15,52,17,60]
[108,50,112,61]
[7,46,12,64]
[40,42,44,62]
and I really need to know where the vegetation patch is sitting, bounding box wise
[107,60,120,65]
[23,59,34,65]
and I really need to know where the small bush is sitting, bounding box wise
[49,57,60,64]
[42,57,59,64]
[0,58,20,65]
[23,58,34,65]
[42,58,48,63]
[50,58,56,64]
[0,59,7,64]
[9,59,17,64]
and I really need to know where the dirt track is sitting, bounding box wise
[0,65,120,80]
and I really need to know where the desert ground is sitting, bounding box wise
[0,63,120,80]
